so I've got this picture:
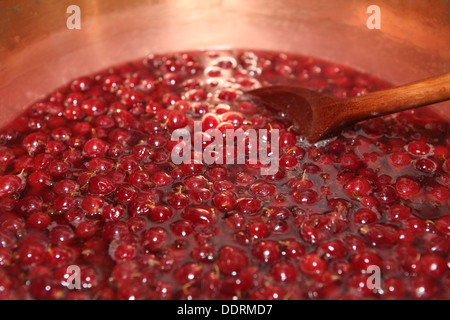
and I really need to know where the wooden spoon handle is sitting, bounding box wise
[343,72,450,123]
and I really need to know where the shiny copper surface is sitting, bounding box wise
[1,0,449,126]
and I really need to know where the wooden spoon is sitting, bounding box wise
[246,73,450,143]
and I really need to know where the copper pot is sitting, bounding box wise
[1,0,449,126]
